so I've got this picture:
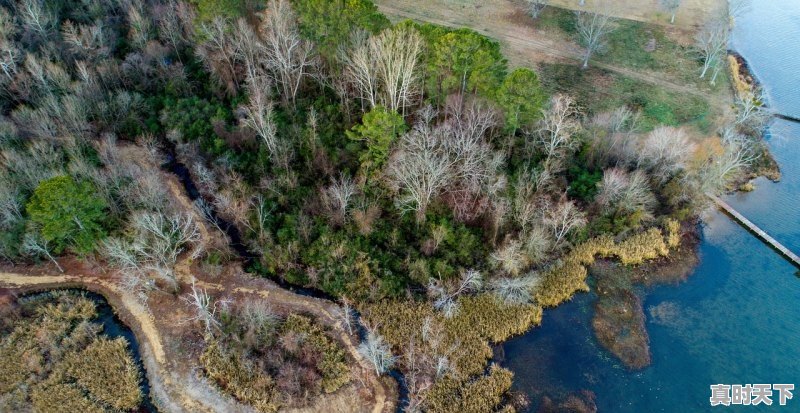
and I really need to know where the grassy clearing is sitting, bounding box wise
[539,63,712,131]
[534,6,727,91]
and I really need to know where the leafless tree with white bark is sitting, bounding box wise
[695,14,729,84]
[542,197,587,246]
[697,126,759,195]
[490,272,543,305]
[358,325,396,376]
[21,231,62,272]
[342,25,423,115]
[427,269,483,317]
[526,0,549,19]
[575,5,616,68]
[240,77,278,154]
[637,126,696,183]
[182,280,230,334]
[596,168,656,218]
[534,94,581,171]
[261,0,315,106]
[321,173,357,226]
[196,17,240,94]
[659,0,683,24]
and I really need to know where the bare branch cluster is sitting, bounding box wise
[341,25,423,115]
[427,269,483,317]
[575,5,616,68]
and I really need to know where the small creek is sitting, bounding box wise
[161,142,411,411]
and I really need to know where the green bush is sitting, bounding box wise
[412,23,507,103]
[159,96,230,153]
[26,176,107,254]
[292,0,389,59]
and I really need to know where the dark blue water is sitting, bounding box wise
[503,1,800,411]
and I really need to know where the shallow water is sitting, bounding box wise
[503,1,800,410]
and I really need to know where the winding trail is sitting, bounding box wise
[0,267,391,413]
[0,165,392,412]
[377,2,728,109]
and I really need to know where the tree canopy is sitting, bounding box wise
[346,105,407,177]
[413,23,508,103]
[497,68,547,132]
[26,176,108,254]
[292,0,390,58]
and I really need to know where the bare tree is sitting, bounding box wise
[575,6,616,68]
[375,25,423,115]
[240,78,278,154]
[340,30,378,110]
[262,0,315,106]
[729,0,752,18]
[19,0,54,40]
[734,88,770,132]
[342,25,423,114]
[385,122,455,221]
[542,197,587,246]
[196,17,240,94]
[596,168,656,218]
[490,239,527,277]
[637,126,696,183]
[526,0,549,19]
[155,0,195,60]
[127,3,153,50]
[427,269,483,317]
[182,280,229,334]
[659,0,683,24]
[698,127,759,194]
[588,106,642,165]
[336,297,356,336]
[695,15,729,84]
[103,211,202,296]
[321,173,357,226]
[233,18,267,86]
[534,94,581,168]
[385,102,498,221]
[358,326,396,376]
[491,272,543,305]
[61,20,110,61]
[0,173,23,228]
[21,232,62,272]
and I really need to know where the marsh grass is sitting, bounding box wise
[0,291,142,412]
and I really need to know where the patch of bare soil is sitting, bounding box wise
[545,0,726,30]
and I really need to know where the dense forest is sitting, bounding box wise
[0,0,770,411]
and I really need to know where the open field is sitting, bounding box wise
[547,0,727,29]
[376,0,736,134]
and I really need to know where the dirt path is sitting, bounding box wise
[376,1,727,107]
[0,267,391,413]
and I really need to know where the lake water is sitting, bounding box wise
[502,1,800,411]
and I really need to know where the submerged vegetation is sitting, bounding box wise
[0,0,772,410]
